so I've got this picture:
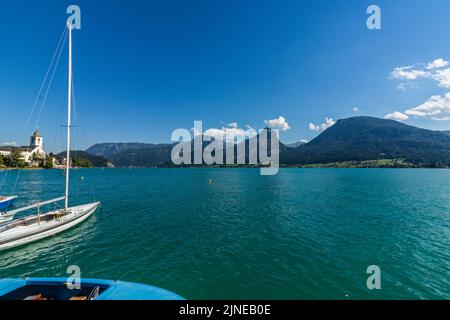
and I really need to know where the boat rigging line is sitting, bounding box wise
[8,27,68,195]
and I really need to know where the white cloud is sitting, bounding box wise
[203,128,226,139]
[397,83,407,91]
[384,92,450,121]
[1,141,17,146]
[197,122,258,142]
[264,116,291,131]
[300,138,309,143]
[391,58,450,89]
[391,66,430,80]
[397,82,419,91]
[432,68,450,88]
[388,58,450,120]
[204,127,248,141]
[309,117,336,132]
[352,107,359,112]
[404,93,450,120]
[384,111,409,121]
[193,118,288,144]
[426,58,449,70]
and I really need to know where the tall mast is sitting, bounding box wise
[65,23,73,211]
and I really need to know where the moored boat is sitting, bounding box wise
[0,19,100,250]
[0,8,184,301]
[0,201,99,252]
[0,278,184,300]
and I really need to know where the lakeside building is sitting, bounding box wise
[0,130,47,166]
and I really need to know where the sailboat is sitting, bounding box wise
[0,22,99,252]
[0,12,184,301]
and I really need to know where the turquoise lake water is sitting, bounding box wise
[0,168,448,299]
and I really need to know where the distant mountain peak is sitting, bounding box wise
[86,117,450,168]
[283,116,450,166]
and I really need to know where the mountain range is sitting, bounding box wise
[85,117,450,168]
[86,142,173,167]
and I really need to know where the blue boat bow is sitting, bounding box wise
[0,278,184,300]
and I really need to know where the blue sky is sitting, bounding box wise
[1,0,450,152]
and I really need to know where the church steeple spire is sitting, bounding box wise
[33,128,42,137]
[30,128,43,148]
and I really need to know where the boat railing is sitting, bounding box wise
[3,197,65,219]
[0,197,66,231]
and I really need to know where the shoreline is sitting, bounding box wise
[0,167,45,171]
[37,166,450,170]
[2,165,450,170]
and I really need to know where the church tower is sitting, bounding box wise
[30,129,43,149]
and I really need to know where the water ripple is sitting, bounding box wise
[0,168,448,299]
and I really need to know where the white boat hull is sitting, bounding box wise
[0,202,99,252]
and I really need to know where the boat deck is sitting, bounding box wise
[0,203,99,247]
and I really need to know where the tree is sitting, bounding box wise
[4,149,26,168]
[72,157,93,168]
[31,153,45,167]
[43,155,54,169]
[0,154,4,167]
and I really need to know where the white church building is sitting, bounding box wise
[0,129,47,165]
